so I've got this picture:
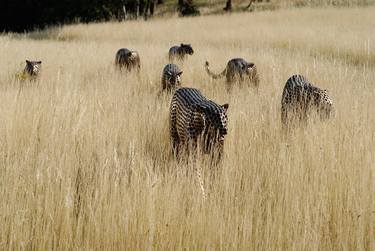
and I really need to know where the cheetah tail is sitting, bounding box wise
[205,61,226,80]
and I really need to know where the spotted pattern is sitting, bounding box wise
[281,74,334,126]
[205,58,259,91]
[169,87,229,162]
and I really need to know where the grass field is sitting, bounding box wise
[0,6,375,250]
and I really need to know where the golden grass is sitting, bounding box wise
[1,7,375,250]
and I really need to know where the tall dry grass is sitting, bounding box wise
[0,7,374,250]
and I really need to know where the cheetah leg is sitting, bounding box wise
[252,76,260,93]
[188,137,207,200]
[172,137,180,158]
[225,81,233,92]
[281,106,288,127]
[169,104,180,158]
[195,164,207,200]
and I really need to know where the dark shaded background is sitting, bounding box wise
[0,0,156,32]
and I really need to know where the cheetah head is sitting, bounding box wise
[244,62,259,83]
[181,44,194,55]
[127,51,138,60]
[26,60,42,75]
[197,102,229,152]
[167,70,183,87]
[243,62,255,72]
[319,90,335,119]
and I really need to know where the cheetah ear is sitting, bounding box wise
[37,61,42,64]
[177,71,183,76]
[180,43,184,47]
[26,60,31,64]
[247,63,255,68]
[222,104,229,111]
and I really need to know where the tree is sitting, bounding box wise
[224,0,255,12]
[142,0,156,20]
[223,0,232,11]
[177,0,200,16]
[245,0,255,10]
